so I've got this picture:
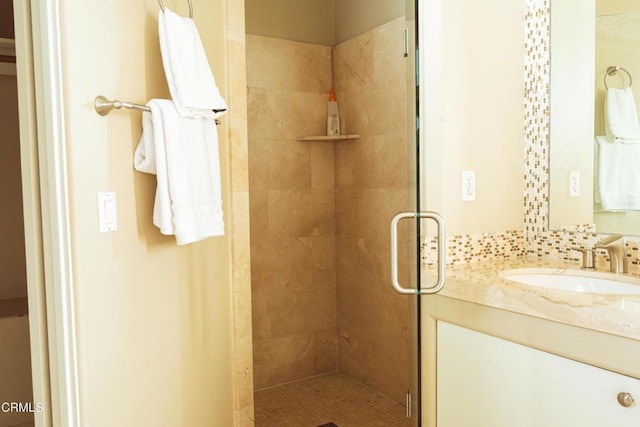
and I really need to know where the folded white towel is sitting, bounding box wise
[612,136,640,144]
[605,87,640,140]
[134,99,224,244]
[595,135,640,211]
[159,8,228,118]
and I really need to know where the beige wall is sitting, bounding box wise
[334,17,411,403]
[597,0,639,14]
[245,0,335,46]
[246,35,338,390]
[0,75,27,300]
[549,0,595,228]
[244,0,404,46]
[423,0,524,235]
[58,0,240,425]
[335,0,403,44]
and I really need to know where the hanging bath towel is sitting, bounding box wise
[159,7,228,118]
[595,135,640,211]
[134,99,225,244]
[605,87,640,140]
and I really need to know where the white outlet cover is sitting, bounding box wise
[462,170,476,201]
[569,171,580,197]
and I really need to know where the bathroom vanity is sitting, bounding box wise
[421,259,640,426]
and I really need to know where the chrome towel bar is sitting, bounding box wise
[95,95,150,115]
[94,96,222,125]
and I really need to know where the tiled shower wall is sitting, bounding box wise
[247,17,412,403]
[333,17,411,404]
[246,35,338,390]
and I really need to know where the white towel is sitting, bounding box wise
[605,87,640,140]
[158,8,228,118]
[595,135,640,211]
[134,99,224,245]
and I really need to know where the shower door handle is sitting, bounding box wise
[390,211,446,295]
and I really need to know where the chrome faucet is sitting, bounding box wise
[570,247,596,270]
[595,235,628,274]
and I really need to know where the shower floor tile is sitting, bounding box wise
[254,372,410,427]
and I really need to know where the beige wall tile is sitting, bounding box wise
[227,0,246,44]
[247,139,270,192]
[247,35,332,92]
[248,88,328,140]
[232,192,252,266]
[247,36,338,391]
[230,117,249,193]
[372,17,406,86]
[246,23,414,402]
[335,188,408,239]
[310,143,335,189]
[253,327,337,390]
[227,0,255,423]
[334,21,412,404]
[277,91,329,139]
[251,238,314,292]
[311,235,337,274]
[333,32,374,91]
[335,132,407,189]
[263,285,336,337]
[268,189,335,238]
[249,138,312,191]
[336,237,409,403]
[249,190,268,241]
[247,87,284,140]
[228,40,248,119]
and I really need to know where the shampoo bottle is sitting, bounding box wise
[327,89,340,136]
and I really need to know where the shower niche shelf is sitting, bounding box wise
[296,135,360,142]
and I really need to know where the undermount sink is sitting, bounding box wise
[500,268,640,295]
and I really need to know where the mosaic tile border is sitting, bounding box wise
[523,0,551,255]
[423,231,525,267]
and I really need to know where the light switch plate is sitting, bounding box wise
[98,192,117,232]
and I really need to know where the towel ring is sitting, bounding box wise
[604,66,632,89]
[158,0,193,18]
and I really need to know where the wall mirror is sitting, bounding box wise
[549,0,640,235]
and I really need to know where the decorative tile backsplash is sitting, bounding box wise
[422,0,640,275]
[422,231,525,267]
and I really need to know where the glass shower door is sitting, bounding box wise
[392,0,447,425]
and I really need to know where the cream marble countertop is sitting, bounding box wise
[423,257,640,342]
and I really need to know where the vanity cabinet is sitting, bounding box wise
[437,321,640,427]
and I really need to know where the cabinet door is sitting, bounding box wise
[437,321,640,427]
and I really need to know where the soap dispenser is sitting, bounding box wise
[327,89,340,136]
